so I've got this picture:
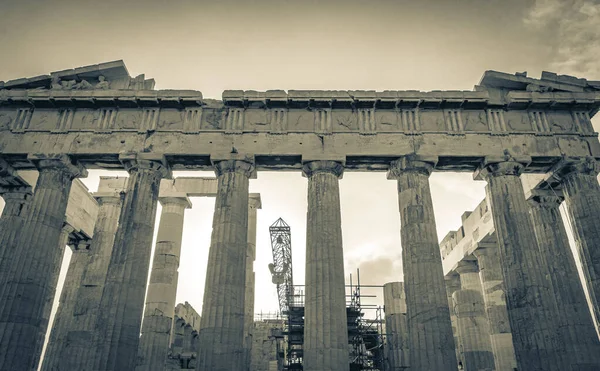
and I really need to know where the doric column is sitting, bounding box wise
[94,154,171,371]
[474,155,566,370]
[0,154,86,371]
[472,244,517,371]
[44,192,123,370]
[444,274,462,365]
[196,158,254,371]
[302,160,349,371]
[243,194,261,370]
[0,186,33,264]
[383,282,409,371]
[136,194,192,371]
[387,155,457,370]
[528,192,600,368]
[551,156,600,327]
[452,261,495,370]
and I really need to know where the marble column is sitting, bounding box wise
[94,154,170,371]
[452,261,495,370]
[302,160,349,371]
[196,159,254,371]
[472,244,516,371]
[0,154,86,371]
[383,282,409,371]
[444,274,462,366]
[552,156,600,327]
[0,186,33,263]
[528,192,600,368]
[45,192,123,370]
[136,194,192,371]
[474,155,566,370]
[387,156,457,370]
[244,194,261,370]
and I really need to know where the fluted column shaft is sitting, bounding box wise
[196,159,253,371]
[0,188,33,267]
[556,157,600,327]
[136,196,191,371]
[388,156,457,370]
[452,261,495,371]
[476,158,565,370]
[473,245,516,371]
[444,275,462,365]
[45,193,123,370]
[302,160,349,371]
[528,194,600,368]
[0,154,86,371]
[383,282,409,371]
[243,195,260,371]
[94,155,170,371]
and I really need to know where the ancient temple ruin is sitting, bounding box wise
[0,60,600,370]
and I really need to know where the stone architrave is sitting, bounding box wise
[474,155,566,370]
[528,192,600,368]
[195,158,254,371]
[302,160,349,371]
[472,244,517,370]
[43,192,124,370]
[444,274,462,366]
[136,194,192,371]
[383,282,409,371]
[387,156,457,370]
[551,156,600,327]
[0,154,86,371]
[243,194,261,370]
[93,154,171,371]
[452,261,495,370]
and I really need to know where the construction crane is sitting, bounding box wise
[268,218,294,315]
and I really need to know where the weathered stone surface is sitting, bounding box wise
[472,244,517,371]
[250,320,282,371]
[388,156,457,370]
[444,274,462,365]
[196,159,253,371]
[303,160,349,371]
[383,282,409,370]
[0,154,86,371]
[475,157,566,370]
[528,192,600,369]
[168,302,201,370]
[136,195,191,371]
[94,154,170,370]
[43,191,124,370]
[244,194,261,371]
[452,261,495,371]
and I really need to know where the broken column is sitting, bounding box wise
[94,154,171,371]
[0,154,86,371]
[474,154,566,370]
[244,194,261,370]
[383,282,409,370]
[472,243,517,370]
[551,156,600,327]
[302,160,349,371]
[444,274,462,365]
[528,191,600,368]
[387,155,457,370]
[136,194,192,371]
[452,260,495,370]
[196,158,254,371]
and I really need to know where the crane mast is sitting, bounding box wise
[269,218,294,315]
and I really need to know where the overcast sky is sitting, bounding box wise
[0,0,599,353]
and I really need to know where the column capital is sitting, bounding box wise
[550,156,600,181]
[249,193,262,209]
[213,159,255,178]
[472,242,498,258]
[27,154,88,179]
[386,155,438,179]
[119,153,172,178]
[93,191,125,205]
[445,274,461,293]
[0,186,33,199]
[0,159,31,192]
[302,160,344,179]
[159,194,192,209]
[455,260,479,275]
[527,190,563,209]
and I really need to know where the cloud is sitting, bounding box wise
[524,0,600,78]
